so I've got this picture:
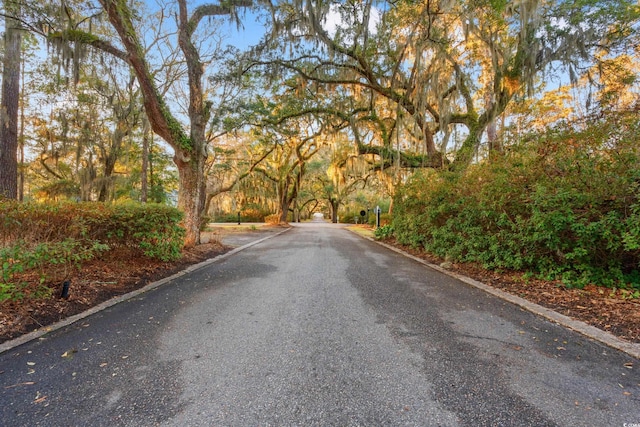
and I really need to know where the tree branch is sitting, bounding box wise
[189,0,253,34]
[47,30,128,62]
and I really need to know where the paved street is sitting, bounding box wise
[1,223,639,426]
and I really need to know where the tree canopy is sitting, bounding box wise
[1,0,639,247]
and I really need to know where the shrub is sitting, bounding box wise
[374,224,394,240]
[339,209,365,224]
[391,111,640,289]
[264,213,282,224]
[0,239,109,302]
[106,203,185,261]
[240,208,269,222]
[0,201,185,302]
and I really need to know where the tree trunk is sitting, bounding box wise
[450,117,487,172]
[140,116,150,203]
[278,208,289,223]
[175,148,207,247]
[487,121,504,157]
[293,198,299,223]
[18,54,25,201]
[98,125,127,202]
[0,9,21,199]
[99,0,204,245]
[450,131,480,172]
[177,157,207,246]
[97,154,117,202]
[330,198,339,223]
[276,180,290,223]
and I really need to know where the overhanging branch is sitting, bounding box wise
[357,143,446,169]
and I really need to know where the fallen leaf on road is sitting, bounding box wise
[26,362,35,366]
[4,382,35,389]
[33,395,47,404]
[33,391,47,404]
[100,363,108,367]
[624,362,633,369]
[62,349,78,359]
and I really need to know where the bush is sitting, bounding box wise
[374,224,394,240]
[264,213,282,224]
[391,111,640,289]
[0,201,185,302]
[339,209,365,224]
[0,239,109,302]
[214,208,268,223]
[104,203,185,261]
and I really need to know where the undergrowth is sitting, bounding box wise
[0,202,184,302]
[392,111,640,290]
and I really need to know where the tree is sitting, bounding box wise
[92,70,141,202]
[0,0,22,199]
[250,0,639,173]
[253,117,323,223]
[48,0,252,246]
[321,141,371,223]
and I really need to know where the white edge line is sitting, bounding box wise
[0,227,292,355]
[350,230,640,360]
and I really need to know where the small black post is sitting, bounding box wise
[60,280,70,299]
[237,212,241,225]
[376,206,381,229]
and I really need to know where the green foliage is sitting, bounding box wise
[338,209,366,224]
[392,112,640,290]
[106,203,185,261]
[374,224,394,240]
[0,239,109,302]
[50,29,101,45]
[215,208,268,223]
[0,201,185,302]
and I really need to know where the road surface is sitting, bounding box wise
[1,223,638,426]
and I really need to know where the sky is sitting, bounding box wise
[215,1,382,50]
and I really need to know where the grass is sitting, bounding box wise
[346,225,375,239]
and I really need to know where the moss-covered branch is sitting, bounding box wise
[357,143,447,169]
[47,29,128,62]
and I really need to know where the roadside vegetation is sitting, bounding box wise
[0,202,184,303]
[390,111,640,292]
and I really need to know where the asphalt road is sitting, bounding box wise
[1,223,639,426]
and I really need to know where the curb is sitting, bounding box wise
[352,231,640,360]
[0,227,291,355]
